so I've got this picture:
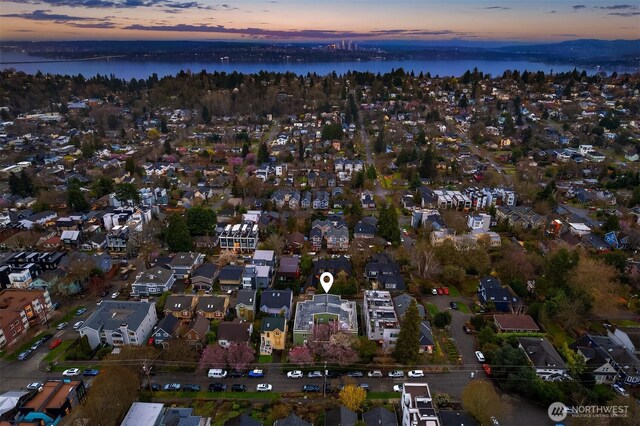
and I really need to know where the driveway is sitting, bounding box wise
[429,294,479,368]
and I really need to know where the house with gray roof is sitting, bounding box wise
[191,263,217,292]
[325,406,357,426]
[169,252,204,279]
[517,337,569,381]
[293,294,358,345]
[150,314,180,345]
[260,289,293,319]
[79,301,157,349]
[363,407,398,426]
[131,266,176,297]
[393,294,426,319]
[235,289,257,321]
[274,414,311,426]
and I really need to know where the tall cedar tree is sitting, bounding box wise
[377,204,401,244]
[257,142,269,164]
[374,129,386,154]
[166,213,192,252]
[9,170,35,197]
[186,206,217,236]
[419,146,436,179]
[393,300,421,364]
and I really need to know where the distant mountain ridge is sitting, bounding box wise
[497,39,640,59]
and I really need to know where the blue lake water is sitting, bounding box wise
[0,50,605,79]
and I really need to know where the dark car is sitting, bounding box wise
[231,384,247,392]
[229,370,244,378]
[347,371,363,377]
[326,370,343,378]
[147,383,161,392]
[99,290,109,298]
[82,369,100,376]
[181,384,200,392]
[302,384,321,393]
[208,383,227,392]
[463,325,472,334]
[450,302,458,310]
[40,334,53,342]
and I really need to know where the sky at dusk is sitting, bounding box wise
[0,0,639,43]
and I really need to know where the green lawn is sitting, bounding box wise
[43,340,74,363]
[456,303,471,314]
[367,392,400,400]
[545,322,575,346]
[610,319,640,328]
[425,303,439,318]
[7,331,55,360]
[258,355,273,364]
[461,278,478,296]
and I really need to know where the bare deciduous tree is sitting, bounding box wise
[411,242,441,281]
[217,249,238,267]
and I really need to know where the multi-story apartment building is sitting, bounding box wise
[363,290,401,351]
[401,383,441,426]
[218,221,259,252]
[0,288,53,348]
[79,301,157,349]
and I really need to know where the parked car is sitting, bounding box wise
[483,364,492,376]
[368,370,383,378]
[475,351,485,362]
[76,308,86,316]
[82,369,100,377]
[307,371,323,378]
[408,370,424,378]
[111,292,119,299]
[163,383,181,391]
[613,384,629,397]
[208,383,227,392]
[208,369,227,379]
[443,287,450,295]
[56,322,68,330]
[302,384,321,393]
[287,370,303,379]
[26,382,42,390]
[229,370,244,378]
[146,383,161,392]
[436,288,443,295]
[30,341,42,351]
[52,302,61,310]
[450,302,458,310]
[358,384,370,392]
[49,339,63,350]
[181,384,200,392]
[73,321,84,330]
[62,368,80,376]
[393,384,403,392]
[463,325,472,334]
[248,369,264,378]
[231,384,247,392]
[431,288,438,295]
[256,384,272,392]
[17,351,31,361]
[99,290,109,298]
[347,371,364,377]
[325,370,343,378]
[388,370,404,378]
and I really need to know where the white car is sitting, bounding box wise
[613,384,629,397]
[307,371,323,378]
[73,321,84,330]
[27,382,43,390]
[475,351,485,362]
[388,370,404,378]
[111,292,119,299]
[368,370,383,378]
[408,370,424,378]
[62,368,80,376]
[393,384,403,392]
[56,322,68,330]
[256,383,272,392]
[287,370,303,379]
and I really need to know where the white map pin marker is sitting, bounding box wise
[320,272,334,293]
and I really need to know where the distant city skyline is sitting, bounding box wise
[1,0,638,42]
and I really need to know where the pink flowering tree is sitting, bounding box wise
[288,345,314,365]
[245,153,256,164]
[226,343,255,371]
[198,344,227,371]
[227,156,243,167]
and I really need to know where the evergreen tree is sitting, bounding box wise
[202,105,211,123]
[166,214,192,252]
[163,139,172,155]
[377,204,401,244]
[366,165,377,180]
[186,206,217,236]
[124,157,136,175]
[115,183,141,205]
[67,187,90,212]
[419,146,436,179]
[257,142,269,164]
[298,139,304,161]
[9,170,35,197]
[374,130,386,154]
[393,300,421,364]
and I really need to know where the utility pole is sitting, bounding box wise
[143,359,153,395]
[323,361,327,397]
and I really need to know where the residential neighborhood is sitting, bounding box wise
[0,64,639,426]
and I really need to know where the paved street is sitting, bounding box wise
[429,294,479,367]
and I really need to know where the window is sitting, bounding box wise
[275,331,281,336]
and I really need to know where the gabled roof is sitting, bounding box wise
[186,316,210,337]
[165,295,195,312]
[218,265,244,281]
[274,414,311,426]
[363,407,398,426]
[154,314,179,335]
[494,314,540,332]
[419,321,434,347]
[325,406,357,426]
[236,289,256,307]
[261,317,286,333]
[517,337,567,370]
[393,294,426,318]
[82,301,154,332]
[260,289,293,309]
[193,263,217,278]
[196,295,227,313]
[224,413,262,426]
[217,320,251,343]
